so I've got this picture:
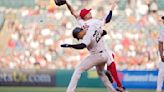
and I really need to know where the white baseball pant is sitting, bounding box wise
[66,51,116,92]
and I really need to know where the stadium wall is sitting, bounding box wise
[0,69,164,89]
[55,70,164,89]
[0,69,55,86]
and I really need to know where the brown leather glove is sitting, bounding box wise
[54,0,66,6]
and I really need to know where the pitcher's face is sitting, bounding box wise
[83,12,92,20]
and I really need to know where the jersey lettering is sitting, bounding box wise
[82,23,89,31]
[93,30,101,43]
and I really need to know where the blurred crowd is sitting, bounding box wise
[0,0,163,70]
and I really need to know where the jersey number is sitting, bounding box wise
[93,30,101,43]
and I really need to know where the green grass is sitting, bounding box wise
[0,87,157,92]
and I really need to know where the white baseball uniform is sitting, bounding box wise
[66,25,116,92]
[77,17,114,64]
[157,27,164,92]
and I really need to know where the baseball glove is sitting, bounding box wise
[162,16,164,20]
[54,0,66,6]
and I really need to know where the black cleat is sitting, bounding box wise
[116,87,126,92]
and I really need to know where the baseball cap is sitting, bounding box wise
[162,16,164,20]
[80,8,91,19]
